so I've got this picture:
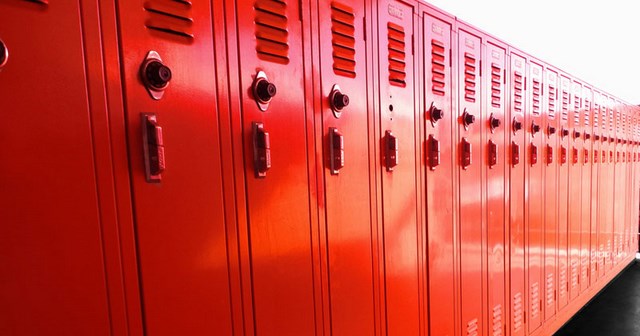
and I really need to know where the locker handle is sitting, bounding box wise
[141,113,165,183]
[461,138,472,169]
[583,149,589,165]
[428,134,440,170]
[329,127,344,175]
[488,140,497,168]
[512,141,520,166]
[385,131,399,171]
[560,146,567,165]
[546,144,553,165]
[252,122,271,178]
[594,150,599,163]
[572,147,579,164]
[531,143,538,165]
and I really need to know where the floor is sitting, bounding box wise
[555,260,640,336]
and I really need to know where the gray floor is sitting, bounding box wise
[555,260,640,336]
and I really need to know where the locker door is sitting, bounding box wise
[0,2,111,334]
[580,87,593,292]
[557,75,571,309]
[423,11,456,336]
[592,91,602,282]
[484,41,507,336]
[568,80,582,300]
[377,1,420,334]
[115,2,233,334]
[509,52,527,336]
[526,60,544,333]
[457,29,484,336]
[315,1,376,333]
[232,1,316,334]
[543,68,559,321]
[623,108,631,259]
[613,103,622,264]
[604,98,615,272]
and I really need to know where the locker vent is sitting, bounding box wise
[431,39,446,96]
[559,266,567,298]
[464,53,477,102]
[546,273,555,307]
[609,109,614,132]
[144,0,194,40]
[331,2,356,78]
[513,292,523,332]
[22,0,48,4]
[584,98,591,127]
[530,282,540,319]
[532,78,541,114]
[254,0,290,64]
[492,304,503,336]
[490,63,502,108]
[513,71,523,112]
[581,257,588,281]
[570,259,578,291]
[466,318,479,336]
[594,101,599,129]
[548,83,557,117]
[561,89,569,120]
[387,22,406,87]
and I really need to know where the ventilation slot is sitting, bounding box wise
[513,71,523,112]
[431,39,446,96]
[594,102,599,128]
[584,99,591,127]
[464,53,477,102]
[546,273,555,307]
[531,282,540,320]
[466,318,479,336]
[559,266,567,298]
[255,0,290,64]
[331,2,356,78]
[571,259,579,291]
[388,22,406,87]
[548,84,557,117]
[491,63,502,108]
[492,305,503,336]
[513,292,523,332]
[23,0,48,4]
[561,90,569,120]
[610,110,614,132]
[532,78,541,114]
[144,0,194,40]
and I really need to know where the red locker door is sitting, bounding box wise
[231,1,316,334]
[115,2,233,334]
[580,86,593,292]
[557,75,571,309]
[423,10,456,336]
[568,80,582,301]
[592,91,603,282]
[315,1,376,333]
[377,0,420,334]
[457,28,484,336]
[623,108,631,258]
[526,60,544,333]
[0,2,111,334]
[509,51,527,336]
[613,104,623,264]
[604,97,616,271]
[543,68,559,321]
[484,40,507,336]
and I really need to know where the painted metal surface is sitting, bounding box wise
[581,85,594,291]
[568,80,583,300]
[557,74,572,310]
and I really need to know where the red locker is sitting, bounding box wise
[115,1,234,334]
[228,1,317,334]
[557,74,571,309]
[422,7,457,336]
[0,2,112,334]
[592,90,603,282]
[376,0,421,334]
[457,26,484,336]
[509,51,527,336]
[543,67,559,321]
[484,39,508,336]
[526,59,545,333]
[313,0,376,333]
[613,101,623,264]
[604,96,616,271]
[568,80,582,300]
[581,85,593,292]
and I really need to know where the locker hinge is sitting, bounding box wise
[504,69,507,84]
[363,17,366,41]
[298,0,302,21]
[449,49,452,67]
[540,299,543,311]
[479,60,482,76]
[411,34,415,55]
[554,289,557,301]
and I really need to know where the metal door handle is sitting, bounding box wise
[512,141,520,166]
[385,131,398,171]
[461,138,472,169]
[141,113,165,183]
[252,122,271,178]
[428,134,440,170]
[488,140,497,168]
[329,127,344,175]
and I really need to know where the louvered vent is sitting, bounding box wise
[571,259,578,291]
[513,71,523,112]
[532,78,541,114]
[561,90,569,120]
[610,109,614,132]
[466,318,479,336]
[254,0,289,64]
[602,107,608,132]
[431,39,446,96]
[388,22,406,87]
[491,63,502,108]
[464,53,477,102]
[546,273,555,307]
[331,2,356,78]
[144,0,194,40]
[594,101,599,129]
[548,83,557,117]
[530,282,540,319]
[23,0,48,4]
[513,292,523,332]
[492,305,503,336]
[559,266,567,298]
[584,98,590,127]
[573,95,580,125]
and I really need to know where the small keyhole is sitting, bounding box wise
[0,39,8,68]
